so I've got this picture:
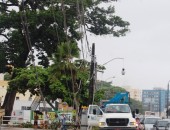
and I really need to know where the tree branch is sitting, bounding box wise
[0,34,9,40]
[45,98,56,110]
[0,2,18,6]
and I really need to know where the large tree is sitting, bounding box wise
[0,0,130,117]
[8,42,90,123]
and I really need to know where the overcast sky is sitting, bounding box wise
[83,0,170,90]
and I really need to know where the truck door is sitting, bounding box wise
[87,105,103,126]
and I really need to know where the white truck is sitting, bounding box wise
[87,103,137,130]
[0,97,5,118]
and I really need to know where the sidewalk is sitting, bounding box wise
[0,127,73,130]
[0,127,39,130]
[0,127,42,130]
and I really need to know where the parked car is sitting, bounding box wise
[153,119,169,130]
[140,116,161,130]
[163,118,170,123]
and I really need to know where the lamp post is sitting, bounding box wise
[102,57,125,75]
[167,80,170,118]
[105,76,116,81]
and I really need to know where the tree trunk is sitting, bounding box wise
[71,73,81,127]
[73,93,81,127]
[2,91,16,124]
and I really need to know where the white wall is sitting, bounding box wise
[0,74,4,80]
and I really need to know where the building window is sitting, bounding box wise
[21,106,27,110]
[21,106,31,110]
[29,97,32,101]
[16,97,19,100]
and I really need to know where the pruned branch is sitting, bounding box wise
[0,2,18,6]
[0,33,9,40]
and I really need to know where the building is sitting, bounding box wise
[123,86,142,101]
[0,80,35,102]
[142,89,168,117]
[0,74,4,80]
[0,80,71,112]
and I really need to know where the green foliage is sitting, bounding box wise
[7,42,90,107]
[48,78,67,100]
[94,81,126,103]
[4,73,12,80]
[92,126,100,130]
[8,66,49,96]
[0,0,130,116]
[0,0,129,70]
[130,98,144,114]
[49,42,90,106]
[96,80,113,89]
[20,122,33,128]
[94,81,144,113]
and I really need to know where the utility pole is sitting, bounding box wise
[167,81,170,118]
[88,43,96,105]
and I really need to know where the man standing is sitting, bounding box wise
[60,113,67,130]
[34,112,39,129]
[55,114,61,129]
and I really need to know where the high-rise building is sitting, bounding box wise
[142,89,166,113]
[123,86,142,101]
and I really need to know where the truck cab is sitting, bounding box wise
[87,92,138,130]
[0,97,5,119]
[87,104,137,130]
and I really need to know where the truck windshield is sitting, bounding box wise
[104,105,130,113]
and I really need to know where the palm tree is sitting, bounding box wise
[49,42,82,123]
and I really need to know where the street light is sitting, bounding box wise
[167,80,170,118]
[102,57,125,75]
[105,76,116,81]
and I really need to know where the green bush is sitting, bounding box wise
[20,122,33,128]
[92,126,100,130]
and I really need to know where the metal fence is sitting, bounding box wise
[1,116,29,127]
